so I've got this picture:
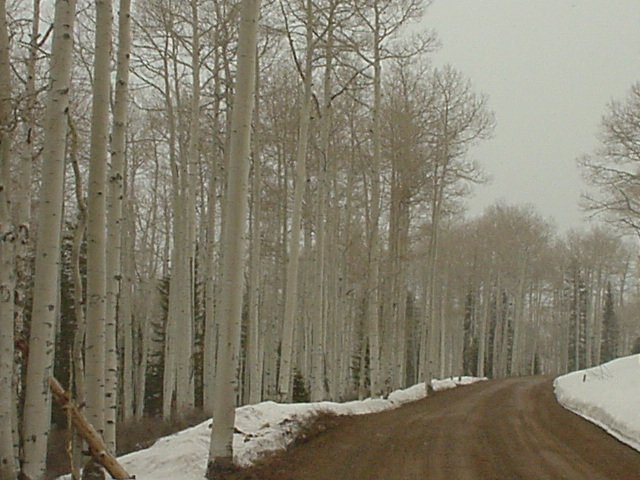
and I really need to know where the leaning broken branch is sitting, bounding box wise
[48,377,133,480]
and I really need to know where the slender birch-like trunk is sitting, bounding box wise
[573,267,581,370]
[85,0,112,446]
[528,284,541,374]
[422,165,443,391]
[12,1,40,463]
[492,274,505,378]
[325,130,341,398]
[202,166,218,413]
[134,279,153,419]
[584,269,593,368]
[173,0,201,415]
[277,144,288,396]
[310,8,335,402]
[393,204,409,388]
[438,275,449,378]
[366,8,383,396]
[593,268,604,365]
[247,53,263,404]
[510,254,528,375]
[14,1,39,405]
[164,124,187,418]
[21,1,77,477]
[277,0,314,402]
[203,33,222,412]
[477,278,489,378]
[104,0,131,449]
[119,195,135,421]
[134,153,157,418]
[0,1,16,476]
[162,31,180,419]
[68,117,87,474]
[207,0,260,474]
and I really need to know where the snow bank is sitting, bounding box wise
[554,354,640,452]
[62,377,483,480]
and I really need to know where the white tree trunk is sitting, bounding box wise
[69,118,87,474]
[134,279,154,419]
[0,244,16,480]
[202,39,223,413]
[510,255,528,375]
[593,268,604,365]
[277,0,314,402]
[207,0,260,474]
[21,1,77,477]
[85,0,112,444]
[104,0,131,449]
[247,54,263,404]
[392,206,409,389]
[119,198,135,421]
[0,0,16,475]
[325,145,341,399]
[310,9,335,402]
[422,176,441,392]
[173,0,202,415]
[14,7,39,436]
[477,279,489,378]
[366,27,383,397]
[162,33,181,419]
[203,169,218,413]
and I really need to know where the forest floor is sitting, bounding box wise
[228,376,640,480]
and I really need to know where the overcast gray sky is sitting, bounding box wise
[421,0,640,230]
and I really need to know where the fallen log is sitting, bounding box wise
[48,376,133,479]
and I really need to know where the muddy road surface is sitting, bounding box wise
[231,376,640,479]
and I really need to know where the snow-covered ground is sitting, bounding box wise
[554,354,640,452]
[70,377,482,480]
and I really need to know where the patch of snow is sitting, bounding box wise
[59,377,484,480]
[554,354,640,452]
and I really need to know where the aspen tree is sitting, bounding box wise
[68,116,88,474]
[85,0,113,445]
[12,2,41,463]
[421,66,493,386]
[422,70,455,388]
[105,0,132,447]
[277,0,314,402]
[159,6,182,418]
[314,0,359,399]
[21,0,77,477]
[207,0,260,475]
[247,52,263,405]
[202,14,225,413]
[350,0,430,396]
[0,0,16,476]
[134,280,154,419]
[324,89,347,398]
[208,2,238,406]
[202,151,218,413]
[273,86,290,401]
[383,61,431,389]
[15,0,40,379]
[129,146,156,418]
[173,0,201,415]
[119,190,135,421]
[509,254,529,375]
[310,1,339,403]
[365,1,383,396]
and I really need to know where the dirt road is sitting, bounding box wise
[232,377,640,479]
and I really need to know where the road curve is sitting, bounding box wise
[231,376,640,480]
